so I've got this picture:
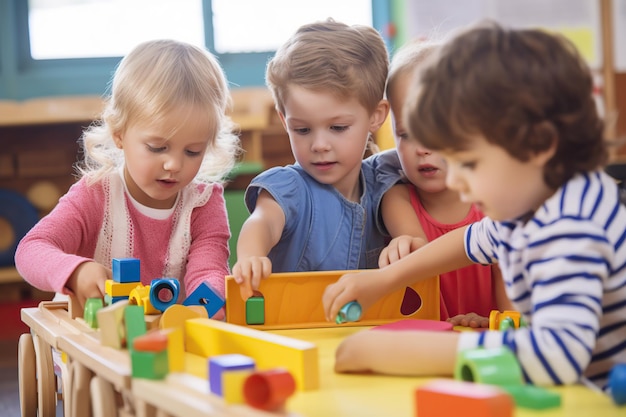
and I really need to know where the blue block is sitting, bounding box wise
[609,364,626,405]
[150,278,180,312]
[182,282,225,318]
[104,294,127,306]
[209,354,255,396]
[112,258,141,283]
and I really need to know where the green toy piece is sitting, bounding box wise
[84,298,104,328]
[246,296,265,325]
[455,346,523,386]
[455,346,562,410]
[499,317,515,331]
[130,349,169,379]
[501,384,562,410]
[124,305,147,350]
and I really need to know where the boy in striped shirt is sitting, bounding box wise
[322,21,626,392]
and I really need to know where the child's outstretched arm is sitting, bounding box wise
[335,328,460,375]
[323,226,472,322]
[232,190,285,300]
[379,184,428,267]
[65,261,110,310]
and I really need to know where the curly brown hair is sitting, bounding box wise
[405,21,608,189]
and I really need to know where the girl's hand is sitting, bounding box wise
[232,256,272,300]
[322,269,388,322]
[379,235,427,267]
[65,261,110,310]
[446,312,489,328]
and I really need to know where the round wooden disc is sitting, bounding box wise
[26,180,62,211]
[0,217,14,251]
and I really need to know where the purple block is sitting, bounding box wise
[209,354,255,396]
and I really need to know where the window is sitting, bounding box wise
[27,0,373,58]
[3,0,388,99]
[211,0,372,53]
[28,0,205,60]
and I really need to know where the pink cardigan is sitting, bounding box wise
[15,176,231,303]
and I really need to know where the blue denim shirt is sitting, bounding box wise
[245,150,402,272]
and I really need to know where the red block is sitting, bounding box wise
[416,379,513,417]
[133,330,168,352]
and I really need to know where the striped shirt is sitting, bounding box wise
[457,170,626,391]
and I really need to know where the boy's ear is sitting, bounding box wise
[530,121,558,167]
[369,99,390,132]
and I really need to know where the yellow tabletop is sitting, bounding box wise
[272,326,623,417]
[21,302,624,417]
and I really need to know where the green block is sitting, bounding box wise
[245,296,265,325]
[130,349,169,379]
[502,384,562,410]
[124,305,146,350]
[84,298,103,328]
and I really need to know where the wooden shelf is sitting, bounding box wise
[0,266,22,284]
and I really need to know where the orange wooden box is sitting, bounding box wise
[225,270,439,330]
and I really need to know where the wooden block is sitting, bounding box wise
[129,284,159,315]
[68,293,82,319]
[225,271,440,329]
[185,318,319,390]
[105,280,138,297]
[223,369,254,404]
[209,354,255,396]
[124,305,147,350]
[416,379,514,417]
[159,304,208,331]
[112,258,141,283]
[131,349,169,380]
[162,327,185,373]
[183,282,224,318]
[104,294,127,306]
[245,296,264,325]
[97,300,129,349]
[133,330,168,352]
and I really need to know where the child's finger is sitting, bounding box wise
[239,280,252,300]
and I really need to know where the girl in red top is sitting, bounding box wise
[380,40,511,327]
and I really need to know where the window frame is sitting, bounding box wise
[2,0,391,99]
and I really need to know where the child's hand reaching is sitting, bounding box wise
[65,261,110,311]
[232,256,272,300]
[379,235,427,267]
[323,269,389,322]
[446,312,489,328]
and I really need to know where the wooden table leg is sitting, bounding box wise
[134,398,157,417]
[18,333,37,417]
[32,332,56,416]
[70,360,93,417]
[61,356,73,417]
[90,376,117,417]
